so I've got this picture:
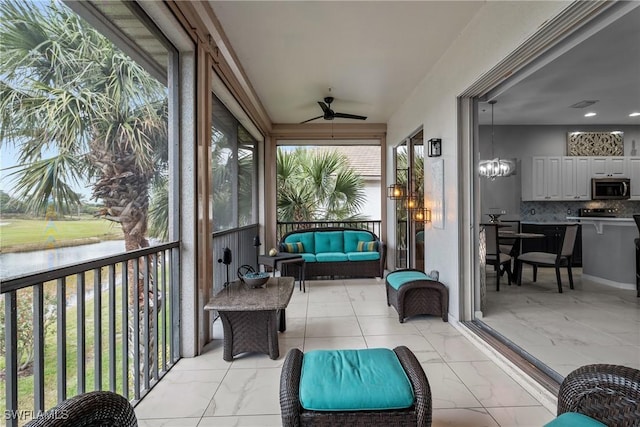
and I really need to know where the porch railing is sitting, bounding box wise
[1,241,180,426]
[276,220,382,242]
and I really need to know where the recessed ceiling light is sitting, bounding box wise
[584,112,597,117]
[630,112,640,117]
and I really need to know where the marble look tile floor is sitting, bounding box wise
[483,266,640,377]
[136,278,555,426]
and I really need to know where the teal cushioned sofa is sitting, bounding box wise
[279,227,386,279]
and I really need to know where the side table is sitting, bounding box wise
[258,253,307,292]
[205,276,294,361]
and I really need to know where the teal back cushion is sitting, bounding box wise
[284,232,315,254]
[314,231,344,253]
[543,412,607,427]
[344,230,374,252]
[299,348,414,411]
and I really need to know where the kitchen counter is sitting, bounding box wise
[567,216,637,289]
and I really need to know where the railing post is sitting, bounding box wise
[33,283,45,413]
[76,273,86,395]
[108,264,116,391]
[121,261,129,399]
[56,277,67,403]
[5,291,18,427]
[94,268,102,390]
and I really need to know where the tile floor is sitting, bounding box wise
[135,278,556,426]
[482,266,640,377]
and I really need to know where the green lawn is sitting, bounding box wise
[0,218,121,251]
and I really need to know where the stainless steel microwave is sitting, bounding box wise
[591,178,630,200]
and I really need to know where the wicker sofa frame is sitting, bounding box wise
[280,346,432,426]
[24,390,137,427]
[386,268,449,323]
[280,227,387,279]
[556,364,640,426]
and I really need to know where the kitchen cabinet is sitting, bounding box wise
[522,156,562,201]
[590,156,626,177]
[627,157,640,200]
[521,224,582,267]
[561,156,590,200]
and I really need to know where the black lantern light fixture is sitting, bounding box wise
[427,138,442,157]
[387,183,406,200]
[412,206,431,223]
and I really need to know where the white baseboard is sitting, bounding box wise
[582,273,636,290]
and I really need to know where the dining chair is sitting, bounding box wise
[498,220,521,256]
[516,224,579,293]
[485,224,512,291]
[498,220,521,279]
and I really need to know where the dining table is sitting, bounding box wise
[498,230,545,278]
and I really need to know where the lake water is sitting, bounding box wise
[0,240,126,280]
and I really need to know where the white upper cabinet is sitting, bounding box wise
[562,157,590,200]
[590,157,627,177]
[628,157,640,200]
[522,156,562,201]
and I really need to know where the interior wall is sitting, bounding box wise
[386,1,571,321]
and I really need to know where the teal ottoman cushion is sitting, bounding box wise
[299,348,415,411]
[543,412,606,427]
[387,271,432,290]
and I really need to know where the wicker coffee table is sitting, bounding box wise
[205,276,294,361]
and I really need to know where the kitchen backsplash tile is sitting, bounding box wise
[520,200,640,222]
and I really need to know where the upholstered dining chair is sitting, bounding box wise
[498,220,521,257]
[515,224,579,293]
[485,224,512,291]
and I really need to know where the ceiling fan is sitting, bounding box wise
[300,96,367,124]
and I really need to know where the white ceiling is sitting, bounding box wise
[209,1,640,128]
[209,1,483,124]
[478,5,640,126]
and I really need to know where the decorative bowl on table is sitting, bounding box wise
[242,272,270,288]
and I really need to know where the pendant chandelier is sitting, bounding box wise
[478,100,516,180]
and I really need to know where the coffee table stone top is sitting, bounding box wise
[205,276,294,312]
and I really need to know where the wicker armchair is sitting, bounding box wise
[556,364,640,426]
[280,346,432,426]
[24,391,137,427]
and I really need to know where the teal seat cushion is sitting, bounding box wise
[284,232,315,255]
[299,348,415,411]
[386,271,432,290]
[300,253,317,263]
[316,252,348,262]
[543,412,606,427]
[344,230,374,253]
[346,251,380,262]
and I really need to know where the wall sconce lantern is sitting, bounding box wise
[403,192,419,210]
[412,206,431,223]
[387,183,406,200]
[427,138,442,157]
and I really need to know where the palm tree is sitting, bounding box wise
[0,0,167,257]
[0,0,167,380]
[276,148,367,222]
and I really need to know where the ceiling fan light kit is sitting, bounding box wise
[300,96,367,124]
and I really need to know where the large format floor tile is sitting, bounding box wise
[483,266,640,376]
[137,277,556,426]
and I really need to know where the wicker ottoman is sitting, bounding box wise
[386,269,448,323]
[280,346,432,427]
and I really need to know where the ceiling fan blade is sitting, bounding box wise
[317,101,330,114]
[333,112,367,120]
[299,115,324,124]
